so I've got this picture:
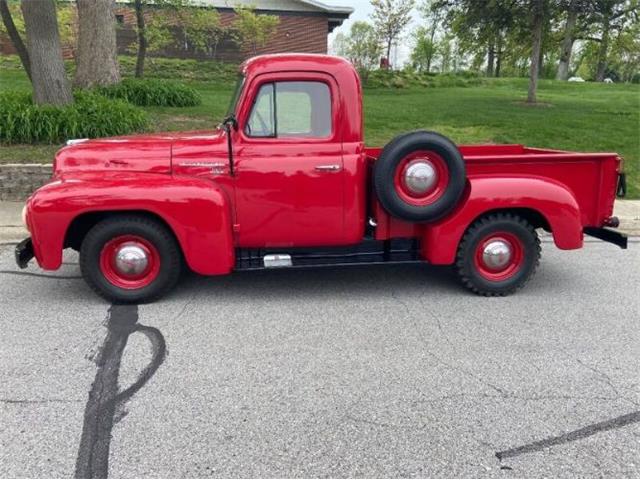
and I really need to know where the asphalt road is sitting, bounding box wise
[0,239,639,478]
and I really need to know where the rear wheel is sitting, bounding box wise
[455,213,540,296]
[80,215,181,303]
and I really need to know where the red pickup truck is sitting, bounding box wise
[16,54,627,303]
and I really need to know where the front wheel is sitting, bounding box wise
[455,213,541,296]
[80,215,182,303]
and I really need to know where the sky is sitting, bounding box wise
[322,0,423,66]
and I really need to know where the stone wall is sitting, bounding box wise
[0,164,53,201]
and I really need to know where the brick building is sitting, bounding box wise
[0,0,352,62]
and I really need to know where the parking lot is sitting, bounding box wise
[0,239,639,478]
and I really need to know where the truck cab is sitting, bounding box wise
[173,54,368,248]
[16,54,627,303]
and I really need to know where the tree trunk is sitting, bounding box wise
[385,39,392,69]
[486,39,495,77]
[538,42,544,78]
[595,14,610,81]
[556,4,578,80]
[74,0,120,88]
[527,0,544,104]
[20,0,72,106]
[495,33,503,78]
[134,0,147,78]
[0,0,31,80]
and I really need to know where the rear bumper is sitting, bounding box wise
[15,237,34,268]
[584,227,628,249]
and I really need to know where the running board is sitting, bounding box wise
[235,238,420,271]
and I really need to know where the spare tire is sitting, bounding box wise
[374,131,466,222]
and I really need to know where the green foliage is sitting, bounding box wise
[365,69,484,89]
[370,0,415,62]
[411,27,438,72]
[96,78,201,107]
[175,6,226,58]
[0,1,77,47]
[334,21,382,77]
[117,56,239,83]
[0,90,148,144]
[232,5,279,55]
[1,54,239,84]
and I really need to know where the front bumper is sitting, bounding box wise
[15,237,34,269]
[584,227,628,249]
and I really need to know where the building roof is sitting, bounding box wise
[188,0,353,16]
[112,0,353,31]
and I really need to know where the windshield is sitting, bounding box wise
[226,74,245,118]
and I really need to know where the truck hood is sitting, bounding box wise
[53,130,225,176]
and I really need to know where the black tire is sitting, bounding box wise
[374,130,466,222]
[455,213,541,296]
[80,215,181,303]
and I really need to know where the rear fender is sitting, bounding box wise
[421,176,583,265]
[28,173,234,275]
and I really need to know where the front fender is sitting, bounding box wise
[28,173,234,275]
[421,175,583,265]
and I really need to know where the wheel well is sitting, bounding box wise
[64,210,179,251]
[469,208,551,232]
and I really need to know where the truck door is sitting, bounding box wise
[233,73,344,247]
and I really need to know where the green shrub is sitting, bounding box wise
[0,90,148,144]
[117,56,239,83]
[363,69,485,89]
[97,78,202,107]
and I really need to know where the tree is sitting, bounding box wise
[585,0,638,81]
[20,0,72,105]
[133,0,146,77]
[370,0,415,67]
[435,0,517,77]
[334,21,382,77]
[555,0,587,80]
[0,0,30,79]
[527,0,547,103]
[233,5,279,56]
[132,0,176,78]
[180,7,225,58]
[411,27,438,72]
[413,0,444,73]
[74,0,120,88]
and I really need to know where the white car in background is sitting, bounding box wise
[568,76,586,82]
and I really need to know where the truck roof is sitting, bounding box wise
[240,53,355,77]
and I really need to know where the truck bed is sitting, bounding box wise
[365,144,621,228]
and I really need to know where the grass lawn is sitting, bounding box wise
[1,67,638,197]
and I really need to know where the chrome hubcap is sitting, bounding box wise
[482,240,512,270]
[404,161,438,195]
[114,245,149,276]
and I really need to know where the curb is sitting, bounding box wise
[0,164,53,202]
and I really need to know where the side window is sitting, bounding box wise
[246,83,275,137]
[245,81,332,139]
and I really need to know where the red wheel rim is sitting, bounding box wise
[393,151,450,206]
[99,235,160,289]
[473,232,525,281]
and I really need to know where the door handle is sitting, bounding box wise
[314,164,341,172]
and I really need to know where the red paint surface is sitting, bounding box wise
[24,54,622,276]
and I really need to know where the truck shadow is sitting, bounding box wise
[179,262,466,299]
